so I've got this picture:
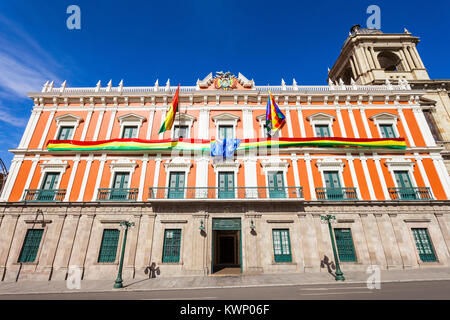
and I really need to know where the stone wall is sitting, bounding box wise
[0,201,449,281]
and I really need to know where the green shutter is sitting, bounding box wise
[334,228,357,262]
[122,126,138,138]
[412,228,437,262]
[380,124,396,138]
[162,229,181,263]
[98,229,120,263]
[268,171,285,198]
[168,172,185,199]
[272,229,292,262]
[18,229,44,263]
[218,172,234,198]
[57,126,74,140]
[315,125,330,137]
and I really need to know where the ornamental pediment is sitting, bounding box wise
[197,71,254,90]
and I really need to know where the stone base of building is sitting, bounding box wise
[0,201,449,281]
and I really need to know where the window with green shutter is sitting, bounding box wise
[334,228,357,262]
[379,124,396,138]
[57,126,74,140]
[272,229,292,262]
[162,229,181,263]
[412,228,437,262]
[315,125,331,137]
[98,229,120,263]
[18,229,44,263]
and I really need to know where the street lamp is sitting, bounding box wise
[114,221,135,289]
[320,213,345,281]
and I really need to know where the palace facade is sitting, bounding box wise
[0,27,449,281]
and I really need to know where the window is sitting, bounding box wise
[174,125,189,139]
[122,126,138,139]
[268,171,285,198]
[38,172,60,201]
[162,229,181,263]
[394,171,416,200]
[412,228,436,262]
[334,228,357,262]
[98,229,120,263]
[218,172,234,199]
[18,229,44,263]
[272,229,292,262]
[314,125,331,137]
[219,125,234,140]
[168,172,185,199]
[57,126,74,140]
[110,172,130,200]
[263,124,280,138]
[323,171,343,200]
[379,124,396,138]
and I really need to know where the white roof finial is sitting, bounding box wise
[42,81,49,93]
[166,79,170,91]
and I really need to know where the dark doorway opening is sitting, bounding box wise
[212,230,241,274]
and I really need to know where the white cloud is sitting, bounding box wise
[0,106,27,127]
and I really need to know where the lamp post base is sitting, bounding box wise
[113,279,123,289]
[335,270,345,281]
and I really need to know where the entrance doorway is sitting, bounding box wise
[212,218,241,274]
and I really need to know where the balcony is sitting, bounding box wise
[23,189,66,202]
[97,188,138,201]
[316,188,358,201]
[148,187,303,200]
[388,187,434,201]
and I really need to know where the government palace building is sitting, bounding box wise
[0,26,449,281]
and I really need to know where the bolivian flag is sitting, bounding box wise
[159,84,180,134]
[266,90,286,136]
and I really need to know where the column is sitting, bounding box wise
[134,212,156,277]
[347,108,360,138]
[336,107,347,137]
[64,155,81,201]
[0,214,20,279]
[347,154,362,200]
[92,110,105,141]
[296,108,306,137]
[360,154,377,200]
[305,154,316,200]
[80,110,93,141]
[146,109,155,140]
[18,110,41,149]
[364,46,375,69]
[38,110,56,149]
[22,156,40,197]
[360,213,387,268]
[0,155,25,202]
[91,155,107,201]
[77,156,94,202]
[397,108,415,147]
[360,107,372,138]
[414,155,435,198]
[373,154,390,200]
[369,46,381,69]
[242,109,254,139]
[137,155,149,201]
[68,212,96,278]
[398,50,411,72]
[105,109,117,140]
[285,108,293,137]
[412,106,436,146]
[297,214,320,272]
[402,46,416,69]
[198,109,210,139]
[431,154,450,199]
[152,155,162,194]
[244,157,258,198]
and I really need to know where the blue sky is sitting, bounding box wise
[0,0,449,167]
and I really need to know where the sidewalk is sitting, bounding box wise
[0,267,449,296]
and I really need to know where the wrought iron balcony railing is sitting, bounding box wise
[148,187,303,200]
[23,189,66,202]
[97,188,139,201]
[316,188,358,201]
[388,187,433,200]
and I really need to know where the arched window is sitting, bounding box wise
[377,51,404,71]
[342,67,354,85]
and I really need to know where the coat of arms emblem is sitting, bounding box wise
[214,71,237,90]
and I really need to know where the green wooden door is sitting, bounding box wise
[168,172,185,199]
[38,172,59,201]
[18,229,44,263]
[268,171,285,198]
[218,172,234,198]
[324,171,343,200]
[412,228,437,262]
[110,172,130,200]
[334,228,357,262]
[272,229,292,262]
[394,171,416,200]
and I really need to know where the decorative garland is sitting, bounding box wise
[47,137,407,152]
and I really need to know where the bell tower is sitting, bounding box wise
[328,25,430,85]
